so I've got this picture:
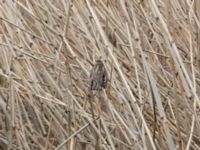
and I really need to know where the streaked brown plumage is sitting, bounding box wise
[90,60,108,91]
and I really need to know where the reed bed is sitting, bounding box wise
[0,0,200,149]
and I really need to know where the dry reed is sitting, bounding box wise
[0,0,200,150]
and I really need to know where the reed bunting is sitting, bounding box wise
[90,60,108,91]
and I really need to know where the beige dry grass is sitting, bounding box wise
[0,0,200,150]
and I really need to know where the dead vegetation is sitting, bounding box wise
[0,0,200,149]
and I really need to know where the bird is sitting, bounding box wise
[89,59,108,91]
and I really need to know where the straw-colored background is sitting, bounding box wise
[0,0,200,149]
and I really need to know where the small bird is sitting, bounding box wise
[90,59,108,91]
